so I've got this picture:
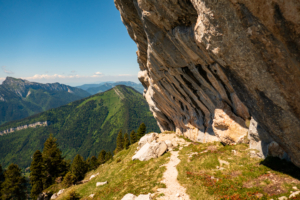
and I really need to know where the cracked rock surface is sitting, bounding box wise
[115,0,300,167]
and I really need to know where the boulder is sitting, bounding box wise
[132,141,168,161]
[164,140,173,149]
[132,143,156,161]
[152,141,168,157]
[89,194,95,198]
[138,133,158,148]
[96,181,108,187]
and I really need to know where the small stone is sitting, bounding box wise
[176,193,180,197]
[232,150,237,155]
[89,194,95,198]
[293,186,299,190]
[255,193,263,199]
[278,196,288,200]
[289,191,300,199]
[216,166,220,169]
[96,181,108,187]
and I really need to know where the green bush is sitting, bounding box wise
[62,172,76,187]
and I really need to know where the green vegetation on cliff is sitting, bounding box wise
[0,85,159,168]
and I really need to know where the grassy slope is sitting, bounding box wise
[0,86,160,168]
[46,135,300,200]
[177,141,300,200]
[54,143,169,200]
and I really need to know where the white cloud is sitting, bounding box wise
[2,66,14,74]
[95,72,102,75]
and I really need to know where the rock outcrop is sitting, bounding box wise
[115,0,300,167]
[0,121,51,136]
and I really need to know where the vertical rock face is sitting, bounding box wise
[115,0,300,167]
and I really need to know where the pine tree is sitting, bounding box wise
[89,156,98,170]
[71,155,87,182]
[130,130,137,144]
[42,134,68,188]
[124,133,130,149]
[98,150,106,165]
[0,164,4,198]
[1,163,27,200]
[137,123,146,140]
[114,130,124,154]
[30,150,44,200]
[105,152,113,162]
[62,172,76,187]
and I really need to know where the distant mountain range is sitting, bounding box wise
[0,85,159,168]
[77,81,144,95]
[0,77,90,125]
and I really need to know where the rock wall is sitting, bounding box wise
[114,0,300,167]
[0,121,51,136]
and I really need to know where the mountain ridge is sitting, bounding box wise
[0,85,159,168]
[0,77,90,125]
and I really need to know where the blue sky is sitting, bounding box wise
[0,0,139,86]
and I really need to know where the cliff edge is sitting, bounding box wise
[114,0,300,167]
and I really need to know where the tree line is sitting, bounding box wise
[0,122,147,200]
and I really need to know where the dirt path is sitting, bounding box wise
[157,149,190,200]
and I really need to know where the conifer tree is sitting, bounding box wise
[130,130,137,144]
[89,156,98,170]
[124,133,130,149]
[98,150,106,165]
[71,155,87,181]
[105,152,113,162]
[30,150,44,200]
[137,123,146,140]
[114,130,124,154]
[1,163,27,200]
[42,134,68,188]
[0,164,4,198]
[62,172,76,187]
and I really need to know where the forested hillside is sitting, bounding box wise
[0,85,159,168]
[0,77,90,125]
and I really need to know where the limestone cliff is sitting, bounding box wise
[115,0,300,167]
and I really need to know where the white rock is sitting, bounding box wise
[176,193,180,197]
[138,133,158,148]
[164,140,173,149]
[96,181,108,187]
[57,189,64,196]
[50,193,58,200]
[121,193,136,200]
[293,186,299,190]
[89,194,95,198]
[231,150,237,155]
[289,191,300,198]
[89,173,99,180]
[136,193,152,200]
[132,141,167,161]
[278,196,288,200]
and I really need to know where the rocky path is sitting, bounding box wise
[157,148,190,200]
